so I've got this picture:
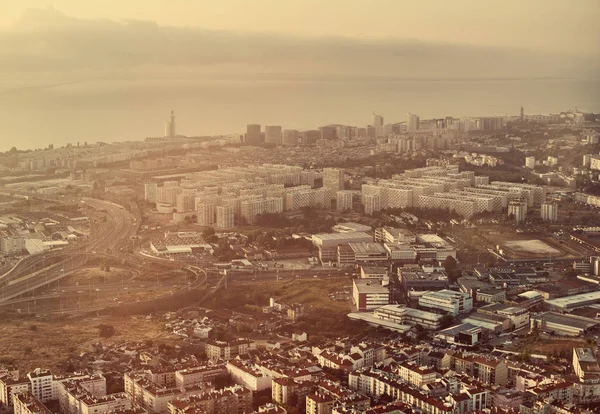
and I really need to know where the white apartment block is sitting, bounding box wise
[226,361,272,392]
[540,202,558,222]
[336,191,353,211]
[215,205,234,229]
[364,194,381,215]
[508,200,527,224]
[323,168,344,200]
[418,289,473,316]
[196,203,216,226]
[240,197,283,224]
[175,193,195,212]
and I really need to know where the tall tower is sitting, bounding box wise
[520,106,524,123]
[407,113,420,133]
[164,110,176,138]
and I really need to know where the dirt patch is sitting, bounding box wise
[0,314,176,373]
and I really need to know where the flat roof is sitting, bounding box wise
[545,291,600,310]
[533,312,599,330]
[353,279,388,294]
[348,242,388,255]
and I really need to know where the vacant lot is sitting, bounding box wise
[520,337,587,357]
[0,314,176,373]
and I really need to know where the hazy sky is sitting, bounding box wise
[1,0,599,55]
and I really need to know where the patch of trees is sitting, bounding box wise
[97,324,115,338]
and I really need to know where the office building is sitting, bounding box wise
[245,124,262,145]
[407,113,420,133]
[525,156,536,169]
[352,279,389,312]
[540,202,558,222]
[419,290,473,316]
[264,125,283,145]
[508,200,527,224]
[216,206,234,229]
[197,203,216,226]
[323,168,344,201]
[336,190,353,211]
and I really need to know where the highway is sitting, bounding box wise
[0,197,139,303]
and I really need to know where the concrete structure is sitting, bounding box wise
[264,125,283,145]
[525,156,536,169]
[336,191,353,211]
[508,200,527,224]
[215,205,234,229]
[245,124,262,145]
[407,113,420,133]
[164,110,176,138]
[418,290,473,316]
[363,194,381,215]
[530,312,599,336]
[352,279,389,311]
[540,202,558,222]
[323,168,344,202]
[312,232,372,263]
[196,202,215,226]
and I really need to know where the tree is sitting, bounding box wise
[202,227,215,239]
[440,314,454,329]
[97,324,115,338]
[443,256,458,273]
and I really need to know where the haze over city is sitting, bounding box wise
[1,3,600,414]
[0,0,599,150]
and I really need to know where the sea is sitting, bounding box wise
[0,77,599,152]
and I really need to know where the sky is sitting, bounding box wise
[0,1,599,151]
[0,0,598,55]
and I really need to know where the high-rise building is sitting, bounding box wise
[245,124,262,145]
[525,156,536,169]
[407,113,420,133]
[323,168,344,201]
[477,117,504,131]
[264,125,283,145]
[144,182,158,202]
[319,126,337,140]
[176,193,195,212]
[364,194,381,215]
[282,129,299,145]
[164,110,176,138]
[372,113,384,136]
[216,206,235,229]
[520,106,524,123]
[336,190,353,211]
[540,202,558,222]
[197,203,216,226]
[508,200,527,224]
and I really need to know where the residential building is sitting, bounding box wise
[215,206,234,229]
[525,156,536,169]
[407,113,420,133]
[265,126,283,145]
[245,124,262,145]
[13,392,52,414]
[205,339,255,362]
[508,200,527,224]
[540,202,558,222]
[336,191,353,211]
[323,168,344,201]
[196,203,215,226]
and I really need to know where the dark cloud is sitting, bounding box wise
[0,7,597,79]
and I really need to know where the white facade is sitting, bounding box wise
[508,200,527,224]
[336,191,353,211]
[525,156,536,169]
[418,289,473,316]
[216,205,234,229]
[540,202,558,222]
[197,202,215,226]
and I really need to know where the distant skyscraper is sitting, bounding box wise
[245,124,262,145]
[407,113,420,133]
[264,125,283,145]
[323,168,344,201]
[372,113,384,127]
[282,129,299,146]
[520,106,524,123]
[164,110,176,138]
